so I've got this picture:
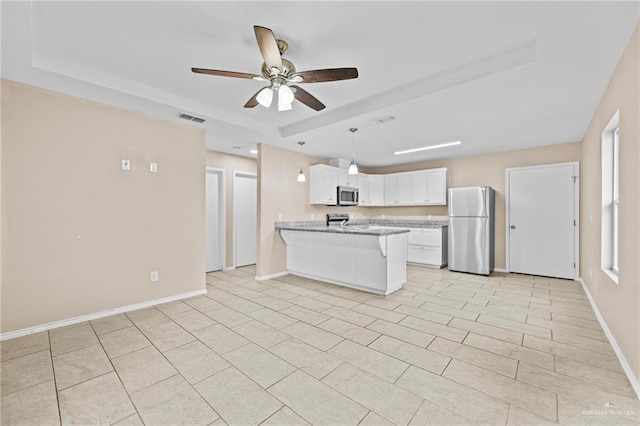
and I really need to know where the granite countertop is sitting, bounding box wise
[366,219,448,229]
[276,224,410,236]
[275,218,448,236]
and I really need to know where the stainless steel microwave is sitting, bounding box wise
[337,186,359,206]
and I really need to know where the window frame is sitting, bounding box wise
[601,111,619,284]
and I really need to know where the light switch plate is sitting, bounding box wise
[150,271,159,282]
[150,162,158,173]
[121,159,130,171]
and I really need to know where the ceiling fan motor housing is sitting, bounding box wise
[262,57,296,79]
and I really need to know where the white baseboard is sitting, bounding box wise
[578,277,640,400]
[494,268,508,273]
[223,266,236,272]
[255,271,289,281]
[0,288,207,342]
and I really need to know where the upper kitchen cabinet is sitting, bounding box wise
[368,175,385,206]
[384,168,449,206]
[309,164,448,206]
[425,168,448,205]
[410,168,449,205]
[355,174,383,206]
[309,164,338,205]
[384,174,412,205]
[338,168,357,187]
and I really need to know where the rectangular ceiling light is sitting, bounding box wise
[394,141,461,155]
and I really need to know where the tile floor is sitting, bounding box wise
[1,265,639,425]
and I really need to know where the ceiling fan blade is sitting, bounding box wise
[191,68,264,80]
[291,85,325,111]
[254,26,283,73]
[294,68,358,83]
[243,88,263,108]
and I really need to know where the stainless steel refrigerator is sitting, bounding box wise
[448,186,495,275]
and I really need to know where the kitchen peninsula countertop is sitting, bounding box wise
[275,218,448,236]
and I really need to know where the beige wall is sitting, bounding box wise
[366,142,582,269]
[1,79,206,333]
[580,23,640,384]
[256,143,367,278]
[205,150,256,269]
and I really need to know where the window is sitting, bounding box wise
[601,111,619,283]
[612,127,619,274]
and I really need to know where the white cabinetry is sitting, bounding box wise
[368,176,385,206]
[411,172,429,204]
[309,164,338,205]
[384,175,399,205]
[425,169,447,204]
[309,164,447,207]
[407,227,448,268]
[280,230,407,295]
[384,169,448,206]
[357,173,370,206]
[338,168,357,187]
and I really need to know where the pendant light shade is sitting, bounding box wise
[256,87,273,108]
[348,160,359,175]
[348,127,359,175]
[296,141,306,183]
[278,85,294,111]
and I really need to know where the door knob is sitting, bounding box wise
[510,225,516,229]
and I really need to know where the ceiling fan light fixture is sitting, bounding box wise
[278,85,295,111]
[256,87,273,108]
[278,99,293,111]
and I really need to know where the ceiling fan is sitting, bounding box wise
[191,25,359,112]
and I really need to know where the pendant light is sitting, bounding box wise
[348,127,359,175]
[296,141,306,182]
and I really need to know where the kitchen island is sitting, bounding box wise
[276,223,409,295]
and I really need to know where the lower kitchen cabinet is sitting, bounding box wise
[407,227,448,268]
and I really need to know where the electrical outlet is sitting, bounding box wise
[149,162,158,173]
[121,159,130,171]
[150,271,159,283]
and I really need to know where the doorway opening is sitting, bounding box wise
[206,168,225,272]
[233,172,257,268]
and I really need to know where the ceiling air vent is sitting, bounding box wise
[178,113,206,124]
[369,115,397,126]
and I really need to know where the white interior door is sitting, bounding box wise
[233,172,257,267]
[206,169,224,272]
[507,162,578,279]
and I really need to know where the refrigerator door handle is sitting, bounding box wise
[481,187,487,217]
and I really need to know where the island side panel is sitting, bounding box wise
[386,233,408,294]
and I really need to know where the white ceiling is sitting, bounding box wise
[2,1,638,166]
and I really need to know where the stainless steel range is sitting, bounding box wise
[326,213,350,228]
